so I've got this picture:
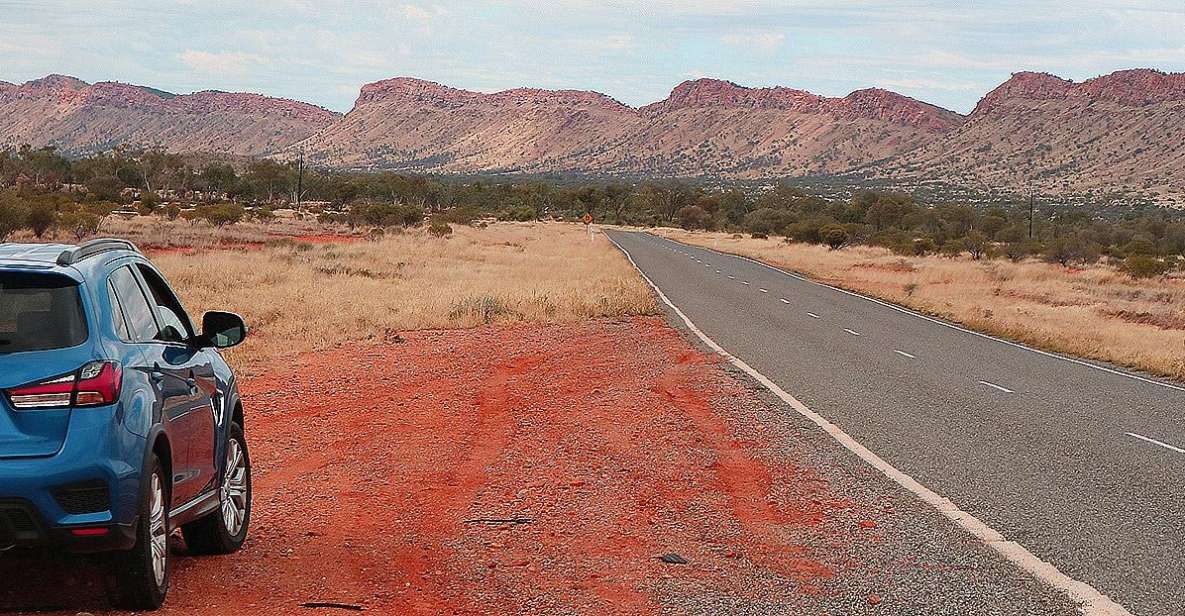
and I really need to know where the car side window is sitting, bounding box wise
[108,266,160,342]
[107,279,132,341]
[135,264,195,344]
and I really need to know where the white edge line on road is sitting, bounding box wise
[979,380,1015,394]
[1125,432,1185,454]
[657,235,1185,394]
[895,350,916,359]
[606,233,1132,616]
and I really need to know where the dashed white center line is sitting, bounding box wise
[807,312,820,319]
[1125,432,1185,454]
[894,350,916,359]
[715,270,721,274]
[780,298,790,304]
[979,380,1014,394]
[759,288,768,293]
[727,275,735,280]
[741,281,750,286]
[843,329,862,337]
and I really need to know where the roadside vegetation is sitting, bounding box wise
[151,222,655,373]
[654,228,1185,381]
[2,144,1183,379]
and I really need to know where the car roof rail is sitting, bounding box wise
[56,238,142,267]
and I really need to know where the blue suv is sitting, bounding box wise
[0,239,251,609]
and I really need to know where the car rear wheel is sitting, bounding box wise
[181,422,251,554]
[107,455,170,610]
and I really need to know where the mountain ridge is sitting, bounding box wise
[3,69,1183,198]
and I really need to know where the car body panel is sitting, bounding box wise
[0,242,243,553]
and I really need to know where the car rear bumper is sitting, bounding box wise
[0,406,144,553]
[0,499,137,553]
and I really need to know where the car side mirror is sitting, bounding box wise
[199,311,247,349]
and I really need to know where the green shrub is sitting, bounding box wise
[0,194,27,241]
[820,224,849,250]
[676,205,711,230]
[1123,255,1170,279]
[912,237,937,256]
[428,220,453,238]
[742,208,794,236]
[353,202,424,228]
[58,210,101,240]
[198,203,245,227]
[26,206,57,238]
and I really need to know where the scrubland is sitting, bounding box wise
[151,221,655,372]
[653,228,1185,381]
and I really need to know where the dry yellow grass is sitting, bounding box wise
[9,213,339,250]
[153,222,655,372]
[652,228,1185,382]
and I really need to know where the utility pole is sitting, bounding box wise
[295,147,305,210]
[1028,183,1035,240]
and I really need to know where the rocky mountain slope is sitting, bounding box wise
[297,77,963,177]
[879,69,1185,196]
[3,70,1185,198]
[0,75,339,156]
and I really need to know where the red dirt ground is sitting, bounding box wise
[0,317,871,614]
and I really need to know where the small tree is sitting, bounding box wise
[27,206,57,238]
[138,191,161,214]
[58,210,101,240]
[964,231,988,260]
[820,224,849,250]
[164,204,182,221]
[676,205,711,230]
[0,195,27,241]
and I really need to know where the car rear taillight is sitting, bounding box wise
[5,361,122,410]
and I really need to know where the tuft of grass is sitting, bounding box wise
[654,228,1185,382]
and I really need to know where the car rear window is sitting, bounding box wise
[0,272,88,354]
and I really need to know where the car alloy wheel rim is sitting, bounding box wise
[149,472,168,587]
[221,439,248,536]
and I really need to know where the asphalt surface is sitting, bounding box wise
[607,230,1185,616]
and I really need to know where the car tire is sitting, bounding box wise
[182,422,251,555]
[107,455,171,610]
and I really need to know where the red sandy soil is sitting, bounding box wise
[0,317,876,614]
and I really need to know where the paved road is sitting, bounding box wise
[607,230,1185,616]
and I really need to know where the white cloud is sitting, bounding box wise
[720,31,785,53]
[178,50,270,75]
[397,3,447,21]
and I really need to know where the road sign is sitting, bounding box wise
[582,213,593,225]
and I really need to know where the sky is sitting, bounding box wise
[2,0,1184,114]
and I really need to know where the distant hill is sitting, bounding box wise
[3,69,1184,200]
[878,69,1185,198]
[296,76,961,179]
[0,75,339,157]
